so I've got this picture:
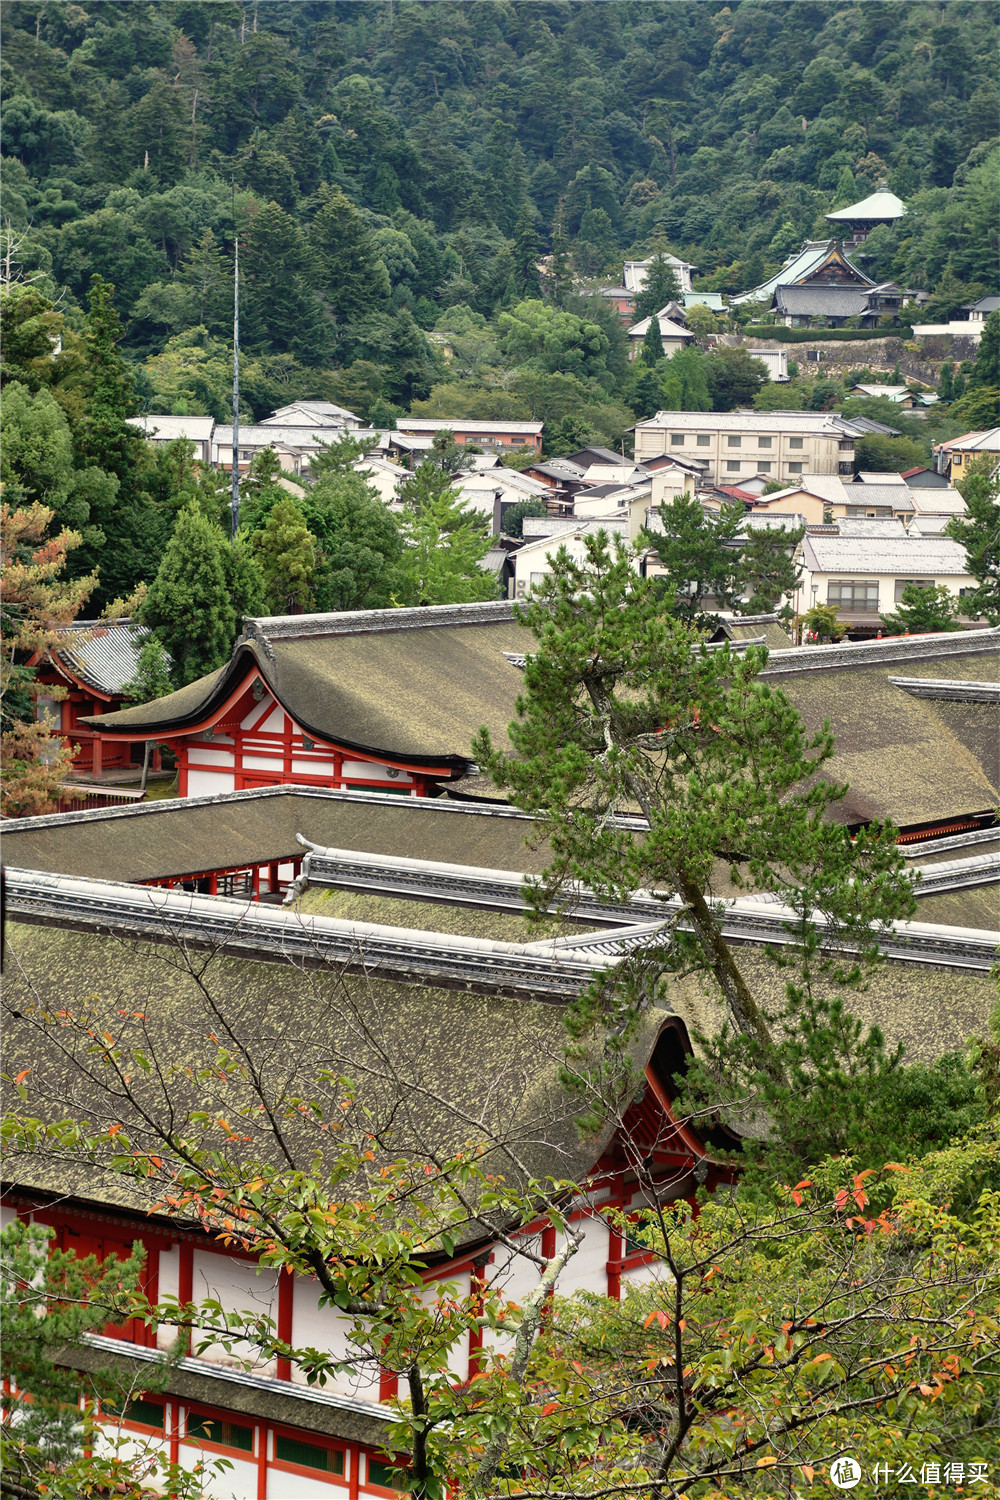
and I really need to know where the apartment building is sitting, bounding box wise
[633,411,861,485]
[393,417,543,454]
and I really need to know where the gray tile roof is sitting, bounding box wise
[803,533,971,575]
[775,285,873,317]
[56,621,151,695]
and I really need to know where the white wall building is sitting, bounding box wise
[799,519,975,630]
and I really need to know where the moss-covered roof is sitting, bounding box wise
[772,646,1000,827]
[909,886,1000,931]
[1,790,547,885]
[4,914,992,1226]
[4,918,713,1222]
[292,887,591,942]
[84,607,533,768]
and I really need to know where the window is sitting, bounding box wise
[239,449,252,460]
[727,436,742,448]
[275,1435,345,1474]
[757,461,772,473]
[788,437,804,450]
[369,1458,406,1490]
[894,578,935,604]
[827,581,879,613]
[726,460,742,472]
[670,433,685,445]
[186,1413,254,1452]
[759,436,773,449]
[696,434,711,447]
[104,1398,164,1431]
[529,571,545,587]
[787,462,803,474]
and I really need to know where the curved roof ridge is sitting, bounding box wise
[242,599,518,642]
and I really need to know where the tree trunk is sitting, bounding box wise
[139,740,153,794]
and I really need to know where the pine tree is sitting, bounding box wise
[253,498,317,615]
[471,535,915,1056]
[140,507,240,686]
[512,204,542,300]
[640,313,665,367]
[396,463,497,606]
[121,635,173,705]
[632,253,682,322]
[946,458,1000,624]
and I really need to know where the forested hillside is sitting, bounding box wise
[2,0,997,431]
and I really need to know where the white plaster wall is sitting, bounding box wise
[341,760,412,784]
[190,1252,279,1375]
[187,770,235,797]
[552,1217,610,1298]
[188,747,236,767]
[290,1279,380,1402]
[156,1245,180,1351]
[179,1443,259,1500]
[291,755,336,777]
[268,1467,343,1500]
[243,753,283,772]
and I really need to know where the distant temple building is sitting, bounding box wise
[733,240,906,329]
[824,188,907,246]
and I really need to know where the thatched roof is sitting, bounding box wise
[84,603,531,771]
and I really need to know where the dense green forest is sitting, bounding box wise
[2,0,997,431]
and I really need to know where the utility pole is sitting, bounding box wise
[231,197,240,540]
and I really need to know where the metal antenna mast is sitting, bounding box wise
[230,190,240,539]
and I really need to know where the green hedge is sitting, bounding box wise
[741,326,914,344]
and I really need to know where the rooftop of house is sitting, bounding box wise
[264,400,359,425]
[752,474,850,506]
[855,471,908,485]
[935,428,1000,453]
[51,620,152,697]
[683,292,725,310]
[825,190,907,223]
[845,483,917,510]
[395,418,544,436]
[127,414,215,441]
[774,285,875,317]
[212,423,337,448]
[802,530,971,576]
[627,310,694,339]
[964,295,1000,314]
[640,410,865,435]
[623,254,695,291]
[851,386,911,400]
[732,240,874,307]
[808,516,908,539]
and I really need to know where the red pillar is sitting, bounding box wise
[92,735,102,779]
[268,862,279,894]
[251,866,260,902]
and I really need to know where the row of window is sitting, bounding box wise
[103,1397,403,1490]
[827,579,940,612]
[723,460,803,473]
[670,433,807,449]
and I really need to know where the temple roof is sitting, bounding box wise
[732,240,874,306]
[825,190,907,223]
[84,602,532,772]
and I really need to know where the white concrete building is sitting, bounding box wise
[634,411,861,484]
[800,519,975,631]
[127,414,216,463]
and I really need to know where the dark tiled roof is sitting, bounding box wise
[55,621,150,696]
[774,285,873,317]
